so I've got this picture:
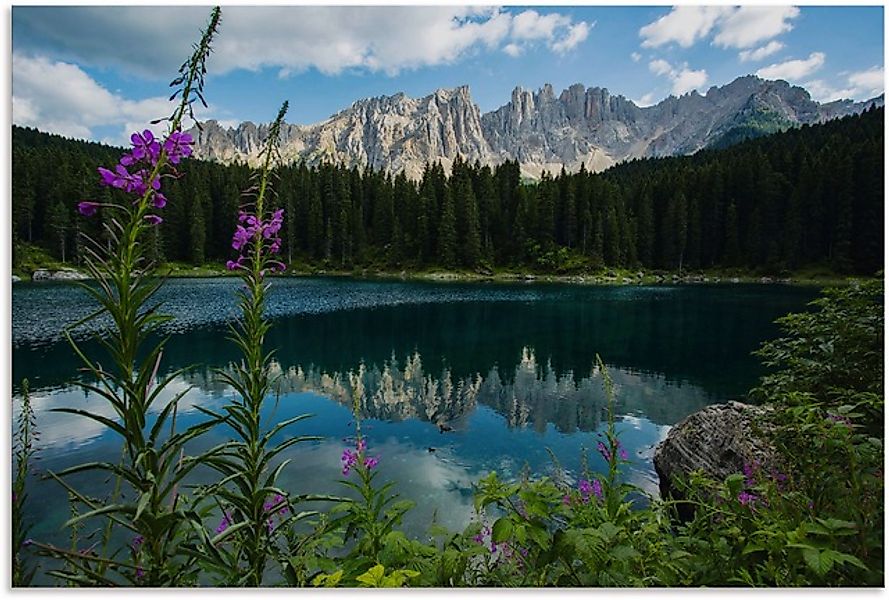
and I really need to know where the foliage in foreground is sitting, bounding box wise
[12,8,883,587]
[19,273,882,586]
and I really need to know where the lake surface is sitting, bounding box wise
[12,277,817,575]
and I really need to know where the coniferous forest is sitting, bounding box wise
[11,105,884,276]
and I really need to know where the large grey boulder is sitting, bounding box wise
[52,268,88,281]
[654,401,778,501]
[31,268,88,281]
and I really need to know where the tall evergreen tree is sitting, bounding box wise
[47,201,70,263]
[190,195,207,265]
[437,187,457,268]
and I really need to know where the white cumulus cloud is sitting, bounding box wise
[634,92,657,107]
[14,6,590,79]
[551,22,591,54]
[672,67,709,96]
[640,6,729,48]
[12,53,210,144]
[756,52,826,81]
[739,41,785,63]
[503,43,523,58]
[648,58,673,77]
[640,6,799,50]
[511,9,569,41]
[848,66,885,95]
[805,66,884,102]
[648,58,708,96]
[713,6,800,49]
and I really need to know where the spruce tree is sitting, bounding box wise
[190,195,207,265]
[47,201,70,263]
[437,188,457,268]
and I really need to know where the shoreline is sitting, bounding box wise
[13,263,863,288]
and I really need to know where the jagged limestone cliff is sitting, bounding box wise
[191,76,882,179]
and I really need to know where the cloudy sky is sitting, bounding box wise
[10,4,884,145]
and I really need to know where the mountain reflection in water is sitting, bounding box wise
[179,347,715,437]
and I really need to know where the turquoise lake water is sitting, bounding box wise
[12,277,817,573]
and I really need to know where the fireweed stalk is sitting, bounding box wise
[37,8,223,587]
[327,373,413,572]
[12,380,38,587]
[198,101,320,586]
[595,353,630,519]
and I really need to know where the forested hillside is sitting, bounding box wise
[11,106,883,275]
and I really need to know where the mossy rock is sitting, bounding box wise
[654,401,780,505]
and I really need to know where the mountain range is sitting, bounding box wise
[190,75,883,179]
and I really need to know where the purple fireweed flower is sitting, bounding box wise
[591,479,603,499]
[164,131,194,165]
[131,170,161,196]
[131,535,144,551]
[98,163,158,196]
[152,193,167,209]
[231,225,249,250]
[263,493,289,517]
[828,414,852,427]
[130,130,161,164]
[78,201,99,217]
[597,441,611,462]
[98,165,132,190]
[743,461,763,486]
[144,215,163,226]
[135,566,145,579]
[215,512,232,535]
[226,259,243,271]
[578,479,593,496]
[578,478,603,502]
[743,461,760,478]
[562,494,572,506]
[363,456,379,470]
[738,491,758,509]
[229,207,287,274]
[619,447,629,461]
[771,470,788,490]
[341,448,359,476]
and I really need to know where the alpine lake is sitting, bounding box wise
[12,276,818,579]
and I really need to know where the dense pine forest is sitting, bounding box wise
[11,106,883,275]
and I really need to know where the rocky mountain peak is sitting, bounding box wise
[190,76,879,179]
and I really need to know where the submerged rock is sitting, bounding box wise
[653,401,778,501]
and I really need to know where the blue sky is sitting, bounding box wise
[11,4,884,145]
